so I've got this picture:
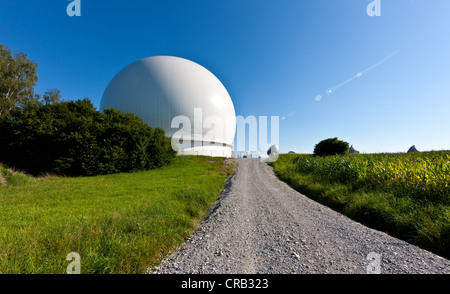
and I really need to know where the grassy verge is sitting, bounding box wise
[0,164,36,186]
[0,156,235,274]
[270,153,450,259]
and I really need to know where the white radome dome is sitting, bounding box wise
[100,56,236,157]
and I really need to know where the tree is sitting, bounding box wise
[43,89,62,105]
[314,137,349,157]
[0,99,176,176]
[0,44,38,118]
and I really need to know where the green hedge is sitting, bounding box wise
[0,99,176,176]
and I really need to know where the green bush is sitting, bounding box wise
[313,137,349,157]
[0,99,176,176]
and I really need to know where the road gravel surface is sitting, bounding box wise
[149,158,450,274]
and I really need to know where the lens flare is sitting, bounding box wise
[317,49,401,101]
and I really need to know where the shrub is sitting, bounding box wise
[0,99,176,176]
[313,137,349,157]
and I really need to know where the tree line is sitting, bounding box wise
[0,44,175,176]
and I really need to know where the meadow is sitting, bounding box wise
[270,151,450,259]
[0,156,235,274]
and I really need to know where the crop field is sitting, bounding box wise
[270,151,450,259]
[0,156,235,274]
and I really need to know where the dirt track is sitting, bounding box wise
[149,158,450,274]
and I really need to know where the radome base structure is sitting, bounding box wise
[100,56,236,158]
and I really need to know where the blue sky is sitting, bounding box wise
[1,0,449,153]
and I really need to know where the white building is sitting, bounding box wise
[101,56,236,157]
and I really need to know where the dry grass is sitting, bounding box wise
[0,170,6,186]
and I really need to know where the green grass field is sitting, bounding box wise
[270,152,450,259]
[0,156,235,274]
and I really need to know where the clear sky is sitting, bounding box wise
[1,0,449,154]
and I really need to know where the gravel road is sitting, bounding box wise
[149,158,450,274]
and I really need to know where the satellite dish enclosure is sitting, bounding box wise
[101,56,236,158]
[267,144,280,156]
[407,145,419,153]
